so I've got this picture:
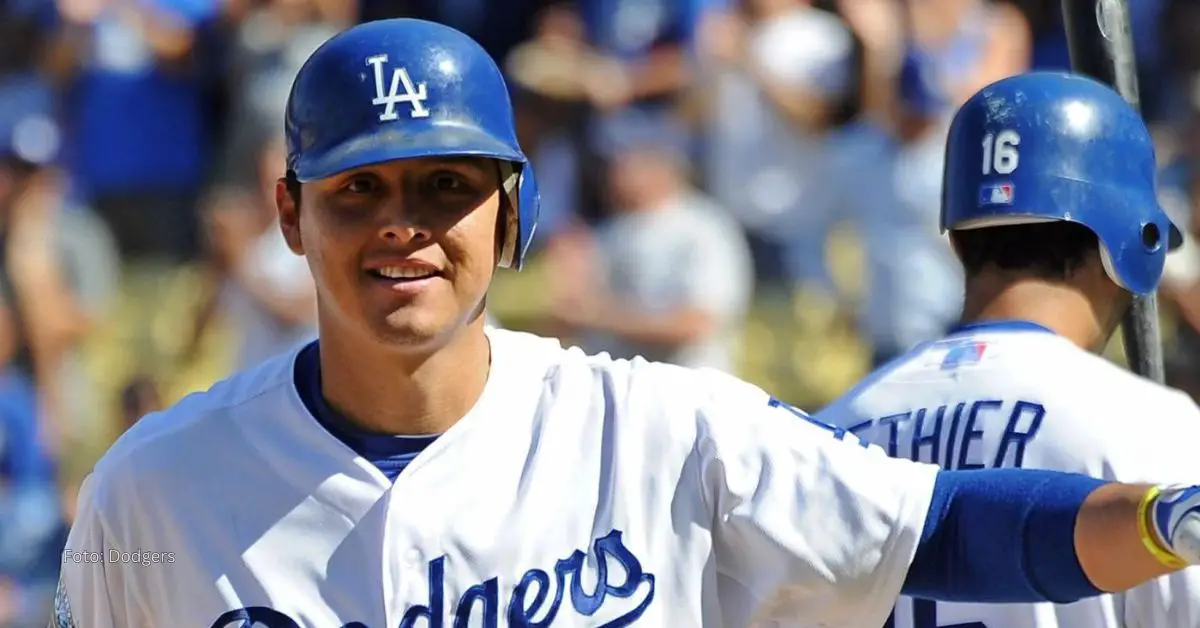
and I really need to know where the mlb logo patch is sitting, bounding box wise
[979,182,1014,206]
[940,340,988,370]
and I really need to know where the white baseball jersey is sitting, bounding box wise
[57,328,938,628]
[816,320,1200,628]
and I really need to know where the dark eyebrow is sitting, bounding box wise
[425,156,493,170]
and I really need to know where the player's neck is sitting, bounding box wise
[961,278,1108,352]
[315,317,492,436]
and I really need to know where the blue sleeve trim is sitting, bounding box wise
[903,469,1107,604]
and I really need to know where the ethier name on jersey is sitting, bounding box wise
[845,399,1045,470]
[772,393,1042,473]
[57,329,940,628]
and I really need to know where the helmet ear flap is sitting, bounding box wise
[1097,240,1131,292]
[495,161,540,270]
[496,163,539,270]
[1094,218,1170,295]
[496,161,519,269]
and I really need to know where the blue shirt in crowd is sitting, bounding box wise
[65,0,220,197]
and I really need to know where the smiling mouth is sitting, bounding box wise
[367,267,442,282]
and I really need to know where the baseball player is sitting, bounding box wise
[817,71,1200,628]
[51,21,1200,628]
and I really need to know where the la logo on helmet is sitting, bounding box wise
[366,54,431,122]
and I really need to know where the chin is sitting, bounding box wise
[368,308,462,351]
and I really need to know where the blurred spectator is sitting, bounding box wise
[47,0,224,265]
[506,0,714,238]
[696,0,856,297]
[1022,0,1173,121]
[1126,0,1173,124]
[0,75,118,454]
[215,0,346,188]
[0,0,59,78]
[840,0,1031,367]
[549,125,753,372]
[0,75,86,628]
[193,136,316,370]
[0,368,64,628]
[1163,0,1200,131]
[573,0,712,112]
[504,4,594,247]
[1158,147,1200,400]
[359,0,550,67]
[897,0,1030,118]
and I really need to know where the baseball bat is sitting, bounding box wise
[1061,0,1166,383]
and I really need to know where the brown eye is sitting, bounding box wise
[342,176,380,195]
[429,172,471,193]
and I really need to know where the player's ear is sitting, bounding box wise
[276,177,304,256]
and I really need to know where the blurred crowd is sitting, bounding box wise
[0,0,1199,624]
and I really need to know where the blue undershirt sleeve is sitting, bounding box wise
[902,468,1108,604]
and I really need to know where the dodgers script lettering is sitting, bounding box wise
[210,530,655,627]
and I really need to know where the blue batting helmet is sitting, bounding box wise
[942,71,1181,295]
[284,18,539,269]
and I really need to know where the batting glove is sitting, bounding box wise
[1144,485,1200,568]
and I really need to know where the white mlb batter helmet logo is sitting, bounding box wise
[366,54,430,121]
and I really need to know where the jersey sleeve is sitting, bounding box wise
[54,474,130,628]
[691,369,939,626]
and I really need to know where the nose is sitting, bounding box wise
[376,197,433,245]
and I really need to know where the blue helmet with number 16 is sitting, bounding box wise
[941,71,1180,295]
[284,18,539,269]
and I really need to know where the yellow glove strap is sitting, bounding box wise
[1138,485,1189,570]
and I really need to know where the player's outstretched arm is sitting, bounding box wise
[900,468,1200,605]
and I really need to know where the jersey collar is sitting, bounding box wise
[946,319,1056,336]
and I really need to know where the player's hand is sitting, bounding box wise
[1147,485,1200,566]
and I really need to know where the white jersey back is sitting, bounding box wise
[816,324,1200,628]
[57,328,939,628]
